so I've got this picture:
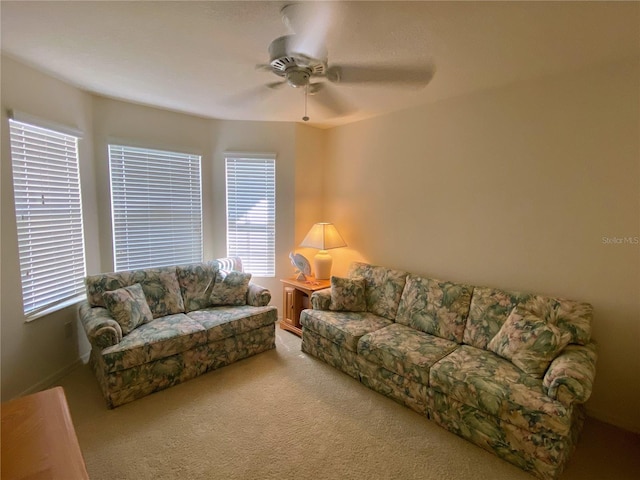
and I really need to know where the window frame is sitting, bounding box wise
[8,114,87,320]
[224,152,276,277]
[108,143,204,271]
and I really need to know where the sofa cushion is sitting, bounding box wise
[488,307,572,378]
[100,314,207,373]
[330,276,366,312]
[429,345,572,436]
[358,323,458,386]
[102,283,153,335]
[463,286,533,350]
[187,305,277,342]
[210,271,251,306]
[518,295,592,346]
[176,262,219,313]
[396,274,473,343]
[86,267,185,318]
[348,262,408,320]
[300,310,393,352]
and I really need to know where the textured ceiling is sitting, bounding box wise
[1,1,638,128]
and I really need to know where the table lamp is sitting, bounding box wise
[300,222,347,280]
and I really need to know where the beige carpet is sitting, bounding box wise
[56,325,640,480]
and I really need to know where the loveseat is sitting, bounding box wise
[79,257,277,408]
[300,262,597,480]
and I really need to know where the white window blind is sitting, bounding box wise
[225,154,276,277]
[9,119,86,319]
[109,144,203,271]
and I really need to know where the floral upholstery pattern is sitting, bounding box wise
[102,283,154,335]
[429,345,572,436]
[92,325,275,407]
[310,288,332,310]
[544,343,597,406]
[358,323,458,386]
[348,262,408,320]
[301,261,596,480]
[359,359,429,415]
[462,286,533,349]
[519,295,592,346]
[187,305,277,343]
[330,276,366,312]
[101,314,208,373]
[428,389,585,480]
[210,271,252,306]
[176,262,218,312]
[86,267,185,318]
[487,307,572,378]
[396,274,473,343]
[79,303,122,349]
[80,258,276,408]
[301,329,362,380]
[247,283,272,307]
[300,309,393,352]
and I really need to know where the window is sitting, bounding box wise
[225,153,276,277]
[109,144,203,271]
[9,118,86,319]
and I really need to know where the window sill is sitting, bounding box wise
[25,295,86,323]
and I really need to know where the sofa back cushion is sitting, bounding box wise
[348,262,408,321]
[85,266,185,318]
[463,286,593,350]
[463,287,533,350]
[176,262,219,313]
[396,274,473,343]
[515,295,592,346]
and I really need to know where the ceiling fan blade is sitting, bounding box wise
[326,64,436,87]
[221,84,275,107]
[283,2,334,60]
[266,80,286,90]
[310,84,353,117]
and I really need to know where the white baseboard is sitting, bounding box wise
[17,353,90,398]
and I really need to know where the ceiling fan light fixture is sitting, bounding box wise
[285,67,311,88]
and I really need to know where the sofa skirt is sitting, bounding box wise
[427,389,585,480]
[358,359,428,415]
[91,323,276,408]
[301,328,360,380]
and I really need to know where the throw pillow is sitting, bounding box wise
[102,283,153,335]
[487,306,572,378]
[176,262,219,312]
[329,276,367,312]
[209,271,252,306]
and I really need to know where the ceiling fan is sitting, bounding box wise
[253,2,436,121]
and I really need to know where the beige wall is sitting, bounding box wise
[325,59,640,432]
[1,56,99,399]
[294,124,327,261]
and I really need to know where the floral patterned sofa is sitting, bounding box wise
[300,262,597,480]
[79,258,277,408]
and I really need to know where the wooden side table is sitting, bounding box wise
[280,277,330,336]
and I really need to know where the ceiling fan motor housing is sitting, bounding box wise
[268,35,327,81]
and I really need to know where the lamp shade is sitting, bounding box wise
[300,223,347,250]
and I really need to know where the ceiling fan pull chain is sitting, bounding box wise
[302,84,310,122]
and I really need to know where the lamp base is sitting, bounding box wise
[313,250,333,280]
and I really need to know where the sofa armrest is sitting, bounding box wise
[543,342,597,407]
[247,283,271,306]
[310,288,332,310]
[78,301,122,350]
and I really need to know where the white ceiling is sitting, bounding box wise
[1,1,638,128]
